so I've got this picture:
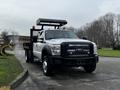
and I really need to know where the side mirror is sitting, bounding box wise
[38,38,44,43]
[82,36,88,40]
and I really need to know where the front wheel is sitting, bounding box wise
[83,64,96,73]
[42,55,53,76]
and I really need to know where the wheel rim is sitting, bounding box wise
[43,59,48,73]
[25,53,27,60]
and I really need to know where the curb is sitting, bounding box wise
[9,69,29,90]
[100,56,120,58]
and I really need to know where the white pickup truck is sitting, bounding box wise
[24,18,99,76]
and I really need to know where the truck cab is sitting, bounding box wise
[24,18,99,76]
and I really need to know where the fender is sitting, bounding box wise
[42,45,52,58]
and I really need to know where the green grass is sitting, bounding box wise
[0,55,23,86]
[98,48,120,57]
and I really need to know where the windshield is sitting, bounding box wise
[45,30,78,40]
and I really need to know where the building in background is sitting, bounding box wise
[7,35,30,47]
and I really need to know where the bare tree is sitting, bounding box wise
[76,13,115,48]
[1,31,9,44]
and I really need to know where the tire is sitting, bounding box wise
[25,50,30,63]
[25,50,34,63]
[42,55,53,76]
[84,64,96,73]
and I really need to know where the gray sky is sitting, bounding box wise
[0,0,120,35]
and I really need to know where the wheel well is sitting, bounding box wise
[42,50,48,62]
[42,46,52,61]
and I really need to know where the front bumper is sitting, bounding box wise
[50,55,99,66]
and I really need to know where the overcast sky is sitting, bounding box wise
[0,0,120,35]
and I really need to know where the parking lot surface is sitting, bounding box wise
[15,49,120,90]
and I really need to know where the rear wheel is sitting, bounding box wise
[42,55,53,76]
[25,50,29,63]
[84,64,96,73]
[25,50,34,63]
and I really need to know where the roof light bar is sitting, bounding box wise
[36,18,67,29]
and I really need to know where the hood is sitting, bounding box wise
[46,38,92,45]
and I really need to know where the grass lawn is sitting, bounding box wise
[0,55,23,86]
[98,48,120,57]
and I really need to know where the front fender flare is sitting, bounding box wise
[42,45,52,57]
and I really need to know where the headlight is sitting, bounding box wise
[50,44,60,55]
[93,43,97,54]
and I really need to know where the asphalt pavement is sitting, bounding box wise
[14,48,120,90]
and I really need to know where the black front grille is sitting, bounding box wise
[61,42,94,57]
